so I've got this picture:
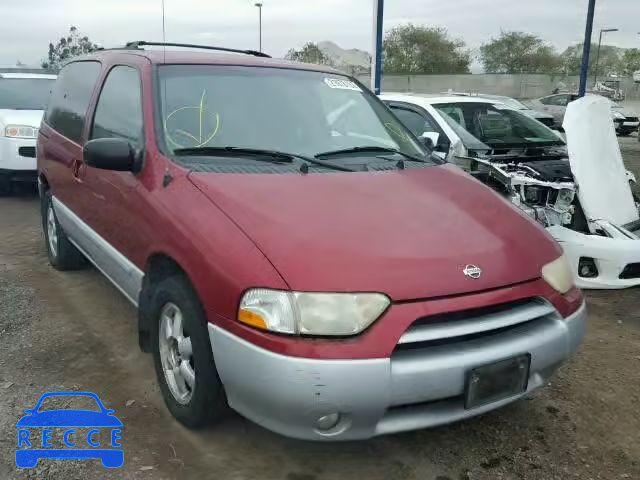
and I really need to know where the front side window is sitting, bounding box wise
[437,105,467,129]
[46,61,101,143]
[156,65,426,163]
[434,102,563,147]
[91,66,143,146]
[389,106,438,137]
[0,78,55,110]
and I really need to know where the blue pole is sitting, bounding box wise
[371,0,384,94]
[578,0,596,97]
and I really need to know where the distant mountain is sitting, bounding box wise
[317,41,371,74]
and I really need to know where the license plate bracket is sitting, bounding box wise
[464,354,530,409]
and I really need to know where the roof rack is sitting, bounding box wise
[124,41,271,58]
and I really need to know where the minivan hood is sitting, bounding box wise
[189,165,561,301]
[0,109,44,128]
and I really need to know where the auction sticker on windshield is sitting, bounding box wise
[15,391,123,469]
[324,78,361,91]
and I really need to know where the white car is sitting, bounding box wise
[381,93,640,289]
[0,72,57,193]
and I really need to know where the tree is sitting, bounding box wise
[41,26,99,70]
[285,43,333,65]
[559,43,622,76]
[479,31,561,74]
[621,48,640,76]
[382,24,470,74]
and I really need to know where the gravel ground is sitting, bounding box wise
[0,134,639,480]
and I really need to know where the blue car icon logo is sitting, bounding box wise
[16,391,123,468]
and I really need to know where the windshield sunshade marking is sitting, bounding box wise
[164,89,220,149]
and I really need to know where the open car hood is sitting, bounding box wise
[189,165,561,301]
[563,95,639,229]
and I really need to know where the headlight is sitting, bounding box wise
[554,188,575,211]
[238,289,390,336]
[541,254,575,294]
[612,111,625,120]
[521,185,543,204]
[4,125,37,139]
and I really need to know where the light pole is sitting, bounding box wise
[593,28,618,86]
[254,2,263,53]
[370,0,384,95]
[578,0,595,97]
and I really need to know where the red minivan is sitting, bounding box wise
[37,43,586,440]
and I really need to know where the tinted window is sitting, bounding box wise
[45,61,101,143]
[0,78,56,110]
[91,66,143,146]
[390,107,438,137]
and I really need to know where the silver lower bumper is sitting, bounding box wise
[209,302,586,441]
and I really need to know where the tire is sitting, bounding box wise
[0,175,11,196]
[41,191,85,270]
[150,275,226,428]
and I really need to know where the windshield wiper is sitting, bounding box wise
[172,146,356,172]
[173,147,293,162]
[315,146,430,164]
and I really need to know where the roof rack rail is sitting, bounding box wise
[124,41,271,58]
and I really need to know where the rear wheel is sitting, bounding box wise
[150,275,226,428]
[41,191,85,270]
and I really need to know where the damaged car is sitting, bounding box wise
[382,93,640,289]
[528,93,639,135]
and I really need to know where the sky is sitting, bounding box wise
[1,0,639,68]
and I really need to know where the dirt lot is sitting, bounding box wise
[1,135,639,480]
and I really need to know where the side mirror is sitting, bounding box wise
[84,138,138,172]
[420,131,440,149]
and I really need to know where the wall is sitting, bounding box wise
[355,73,640,100]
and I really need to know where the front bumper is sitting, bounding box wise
[614,120,639,134]
[0,136,37,174]
[548,223,640,289]
[209,302,586,440]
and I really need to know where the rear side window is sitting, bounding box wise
[91,66,143,146]
[45,61,101,143]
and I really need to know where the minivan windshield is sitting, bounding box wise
[156,65,427,162]
[0,78,55,110]
[433,102,563,148]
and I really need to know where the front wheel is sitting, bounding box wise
[41,191,85,270]
[150,275,226,428]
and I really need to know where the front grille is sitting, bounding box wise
[619,263,640,280]
[18,146,36,158]
[395,298,557,351]
[625,117,639,123]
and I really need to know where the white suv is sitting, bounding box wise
[0,72,57,193]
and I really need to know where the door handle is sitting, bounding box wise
[71,159,85,181]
